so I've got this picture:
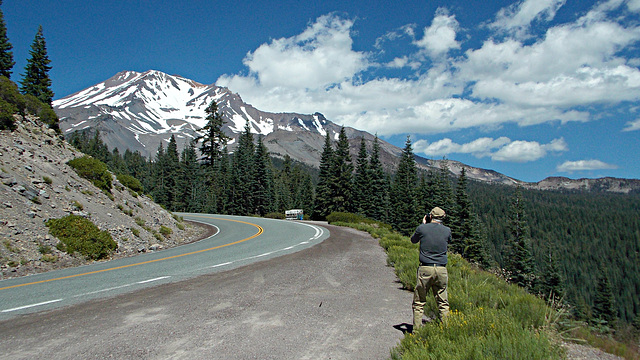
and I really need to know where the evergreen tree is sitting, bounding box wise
[229,123,256,215]
[451,168,472,254]
[151,143,169,207]
[177,140,203,212]
[253,136,274,216]
[390,136,419,235]
[538,245,565,302]
[353,137,370,215]
[330,127,353,213]
[367,135,389,222]
[0,1,14,79]
[505,186,535,291]
[164,135,180,209]
[20,26,54,105]
[312,133,334,219]
[197,100,229,168]
[593,268,617,328]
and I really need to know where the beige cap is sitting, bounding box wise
[430,207,446,219]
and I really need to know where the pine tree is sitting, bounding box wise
[367,135,389,222]
[330,127,353,213]
[538,245,565,302]
[451,168,472,254]
[253,136,274,216]
[390,136,419,235]
[164,135,180,209]
[20,26,54,105]
[312,133,334,219]
[229,122,256,215]
[0,1,15,79]
[151,142,169,207]
[177,140,203,212]
[505,186,535,291]
[197,100,229,168]
[593,268,617,328]
[353,137,370,215]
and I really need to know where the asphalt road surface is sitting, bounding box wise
[0,220,410,359]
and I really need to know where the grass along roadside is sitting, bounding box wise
[327,213,564,359]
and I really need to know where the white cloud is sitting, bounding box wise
[491,138,567,162]
[629,0,640,12]
[414,8,460,58]
[557,159,618,172]
[414,137,566,163]
[414,137,511,157]
[218,14,369,91]
[489,0,566,38]
[623,118,640,131]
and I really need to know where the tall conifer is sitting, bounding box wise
[20,26,54,105]
[0,1,15,78]
[330,127,353,213]
[312,133,334,219]
[390,136,419,235]
[353,137,370,215]
[505,186,535,291]
[367,135,389,222]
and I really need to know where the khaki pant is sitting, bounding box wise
[412,265,449,329]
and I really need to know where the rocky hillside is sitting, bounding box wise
[0,115,208,279]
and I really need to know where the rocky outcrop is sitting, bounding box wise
[0,115,208,279]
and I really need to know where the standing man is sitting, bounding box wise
[410,207,451,330]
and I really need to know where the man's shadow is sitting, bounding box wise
[393,323,413,334]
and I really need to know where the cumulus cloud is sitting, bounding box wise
[414,8,461,57]
[557,159,618,172]
[491,138,568,162]
[489,0,566,38]
[623,118,640,131]
[414,137,567,163]
[218,14,369,91]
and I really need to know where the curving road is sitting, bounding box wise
[0,214,329,320]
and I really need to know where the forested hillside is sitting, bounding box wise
[469,181,640,325]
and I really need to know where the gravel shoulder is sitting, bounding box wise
[0,221,411,360]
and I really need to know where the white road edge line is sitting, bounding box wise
[137,276,171,284]
[210,262,233,268]
[2,299,63,313]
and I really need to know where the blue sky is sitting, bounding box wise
[4,0,640,182]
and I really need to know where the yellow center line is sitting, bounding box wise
[0,216,263,291]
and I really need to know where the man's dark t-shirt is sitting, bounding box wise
[410,222,451,266]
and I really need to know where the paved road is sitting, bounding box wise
[0,221,410,359]
[0,214,328,320]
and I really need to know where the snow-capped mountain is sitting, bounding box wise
[53,70,348,162]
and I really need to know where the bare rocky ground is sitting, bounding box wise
[0,115,207,279]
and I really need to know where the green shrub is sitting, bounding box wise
[116,173,143,193]
[43,176,53,184]
[0,99,17,130]
[134,217,145,226]
[159,225,172,238]
[67,156,112,192]
[265,212,286,219]
[326,212,392,229]
[41,253,57,262]
[23,94,59,132]
[46,215,117,260]
[72,200,83,211]
[131,227,140,237]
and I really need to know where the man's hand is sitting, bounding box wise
[422,215,427,224]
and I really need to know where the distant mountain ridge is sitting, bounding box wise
[53,70,640,194]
